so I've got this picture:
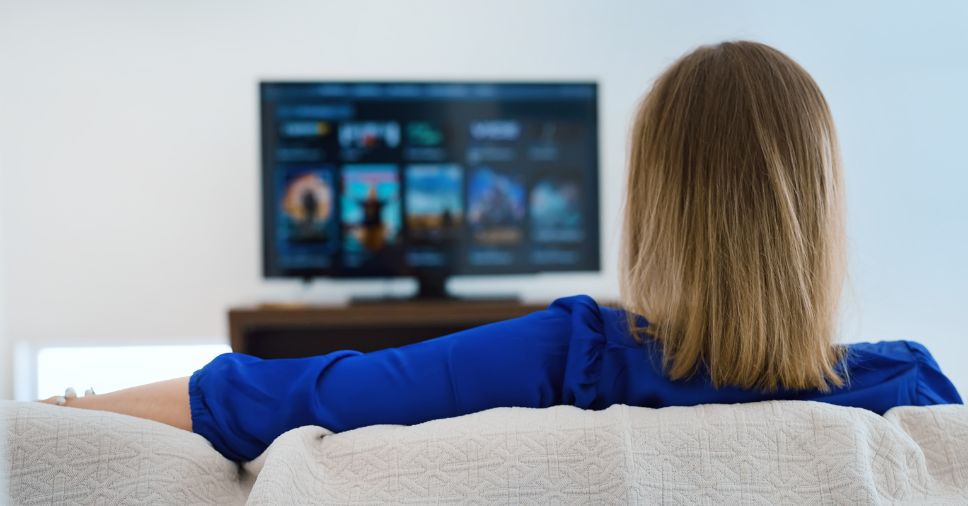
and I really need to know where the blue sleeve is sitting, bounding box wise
[189,295,604,461]
[904,341,964,406]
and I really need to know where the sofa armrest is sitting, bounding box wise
[1,400,245,505]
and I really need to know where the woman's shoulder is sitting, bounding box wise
[546,295,648,349]
[844,340,963,406]
[846,340,939,365]
[843,340,943,377]
[547,294,601,311]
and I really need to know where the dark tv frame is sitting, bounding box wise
[260,80,601,299]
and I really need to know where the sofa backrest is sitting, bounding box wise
[4,399,967,504]
[245,402,968,505]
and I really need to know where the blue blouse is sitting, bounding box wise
[190,295,963,461]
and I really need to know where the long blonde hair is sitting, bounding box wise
[621,41,846,391]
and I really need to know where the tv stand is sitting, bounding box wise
[415,272,450,300]
[228,299,547,358]
[348,274,519,304]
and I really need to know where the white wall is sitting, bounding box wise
[0,0,965,395]
[0,145,7,399]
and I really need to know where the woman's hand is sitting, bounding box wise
[33,377,193,431]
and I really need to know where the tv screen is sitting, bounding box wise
[261,81,600,282]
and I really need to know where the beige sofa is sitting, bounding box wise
[2,400,966,504]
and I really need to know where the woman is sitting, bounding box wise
[45,41,962,462]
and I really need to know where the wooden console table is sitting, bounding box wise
[228,300,549,359]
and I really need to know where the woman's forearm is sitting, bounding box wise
[41,377,192,431]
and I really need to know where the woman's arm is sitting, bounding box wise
[40,377,192,431]
[187,295,602,461]
[37,295,603,461]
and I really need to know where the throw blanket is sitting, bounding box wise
[3,400,967,504]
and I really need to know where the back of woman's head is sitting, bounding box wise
[621,41,845,391]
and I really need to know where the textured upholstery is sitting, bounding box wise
[3,400,967,504]
[0,401,245,505]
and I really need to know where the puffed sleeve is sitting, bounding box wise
[189,295,606,461]
[904,341,964,406]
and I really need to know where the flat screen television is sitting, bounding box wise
[261,81,600,298]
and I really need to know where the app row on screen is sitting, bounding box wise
[274,163,587,271]
[279,119,546,146]
[273,118,585,166]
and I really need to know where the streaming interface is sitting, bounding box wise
[263,82,599,277]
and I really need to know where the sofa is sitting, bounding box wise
[2,399,966,505]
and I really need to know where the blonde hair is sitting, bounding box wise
[620,41,846,391]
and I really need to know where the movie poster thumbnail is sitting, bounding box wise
[275,167,338,268]
[530,177,585,243]
[466,167,526,246]
[405,164,463,243]
[341,164,401,267]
